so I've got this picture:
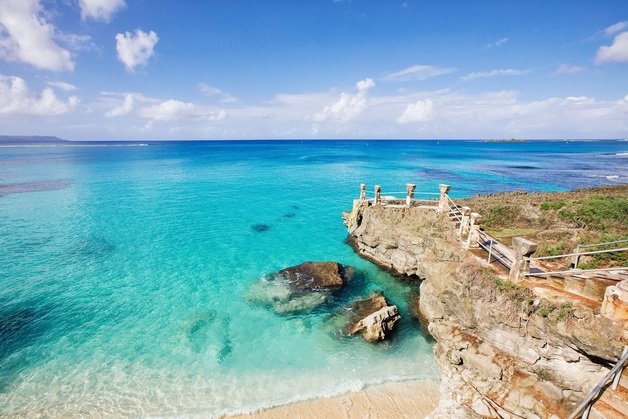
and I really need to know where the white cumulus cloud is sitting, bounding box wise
[314,78,374,122]
[139,99,227,122]
[462,68,530,82]
[397,99,434,124]
[79,0,126,21]
[596,31,628,64]
[604,21,628,37]
[0,74,79,115]
[382,65,457,82]
[115,29,158,72]
[105,93,135,117]
[0,0,74,71]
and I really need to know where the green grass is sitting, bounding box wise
[540,201,566,211]
[491,275,573,320]
[536,241,571,257]
[577,234,628,269]
[557,195,628,231]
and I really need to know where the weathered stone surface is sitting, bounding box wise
[349,305,400,342]
[246,261,354,315]
[278,261,352,291]
[324,292,400,343]
[344,203,627,419]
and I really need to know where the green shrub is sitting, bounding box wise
[558,195,628,231]
[540,201,566,211]
[536,241,570,257]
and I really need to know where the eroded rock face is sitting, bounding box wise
[246,261,353,315]
[344,204,627,418]
[323,292,400,343]
[349,304,400,342]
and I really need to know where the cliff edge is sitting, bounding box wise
[344,200,627,418]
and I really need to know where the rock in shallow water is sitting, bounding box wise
[278,261,353,291]
[325,291,400,343]
[246,261,354,315]
[349,304,400,343]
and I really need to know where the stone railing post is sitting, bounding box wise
[374,185,381,206]
[405,183,416,207]
[508,237,538,283]
[465,213,482,248]
[459,206,472,235]
[359,183,366,201]
[438,184,451,212]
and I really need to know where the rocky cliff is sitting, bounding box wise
[345,204,627,418]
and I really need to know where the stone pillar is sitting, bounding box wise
[438,184,451,212]
[459,206,472,235]
[405,183,416,207]
[374,185,382,206]
[359,183,366,201]
[508,237,538,283]
[465,213,482,248]
[601,280,628,321]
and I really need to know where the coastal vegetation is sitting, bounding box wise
[461,185,628,269]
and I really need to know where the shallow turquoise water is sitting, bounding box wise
[0,140,626,416]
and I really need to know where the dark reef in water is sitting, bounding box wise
[251,223,271,233]
[0,180,72,197]
[283,212,296,219]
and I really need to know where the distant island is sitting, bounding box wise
[0,135,69,144]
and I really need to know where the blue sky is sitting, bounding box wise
[0,0,627,140]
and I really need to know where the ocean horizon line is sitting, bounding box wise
[1,136,626,143]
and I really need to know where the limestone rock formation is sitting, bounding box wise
[278,261,352,291]
[344,203,627,418]
[323,292,400,343]
[349,304,400,342]
[246,261,353,315]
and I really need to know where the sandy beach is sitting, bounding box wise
[229,379,440,419]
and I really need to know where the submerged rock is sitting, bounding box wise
[246,261,354,315]
[251,223,271,233]
[182,310,232,363]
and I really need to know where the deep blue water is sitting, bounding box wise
[0,140,626,416]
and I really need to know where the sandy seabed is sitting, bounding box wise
[228,379,440,419]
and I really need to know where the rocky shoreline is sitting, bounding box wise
[343,198,627,418]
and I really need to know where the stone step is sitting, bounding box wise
[590,372,628,419]
[582,278,616,301]
[563,275,586,294]
[546,275,567,290]
[590,399,626,419]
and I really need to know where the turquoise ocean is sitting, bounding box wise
[1,140,626,416]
